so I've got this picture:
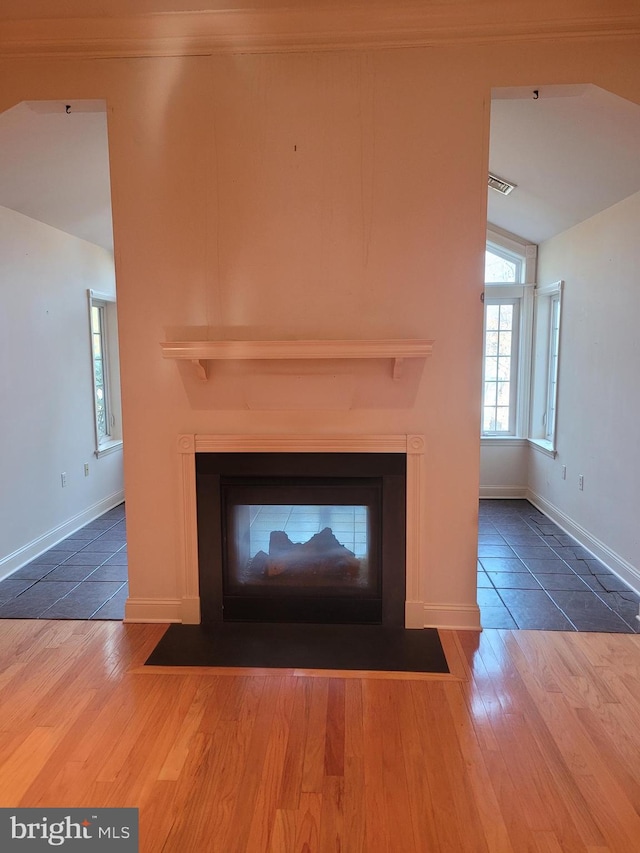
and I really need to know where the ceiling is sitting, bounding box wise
[488,84,640,244]
[0,84,639,253]
[0,100,113,252]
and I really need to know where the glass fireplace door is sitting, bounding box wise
[221,479,382,623]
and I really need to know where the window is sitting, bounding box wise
[482,230,535,438]
[483,230,563,452]
[485,245,522,283]
[483,297,520,434]
[530,281,563,453]
[546,294,561,441]
[88,290,122,457]
[90,301,109,441]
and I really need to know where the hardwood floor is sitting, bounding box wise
[1,620,639,852]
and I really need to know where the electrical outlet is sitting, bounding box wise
[578,474,584,491]
[84,463,90,477]
[61,472,67,487]
[561,465,566,480]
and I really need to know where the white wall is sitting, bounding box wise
[0,205,124,579]
[480,441,529,497]
[529,191,640,588]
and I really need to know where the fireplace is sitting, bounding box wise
[176,434,427,628]
[196,453,406,626]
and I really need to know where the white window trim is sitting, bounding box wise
[485,243,524,283]
[487,225,537,284]
[95,438,123,459]
[481,285,534,440]
[482,226,537,442]
[482,289,520,436]
[528,280,564,457]
[88,289,123,458]
[528,438,557,458]
[480,437,528,447]
[545,294,561,441]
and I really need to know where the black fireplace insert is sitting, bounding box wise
[196,453,406,626]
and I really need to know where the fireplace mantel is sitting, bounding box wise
[160,338,434,380]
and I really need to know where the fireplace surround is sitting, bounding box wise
[177,434,427,628]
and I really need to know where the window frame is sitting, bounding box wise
[529,280,564,456]
[482,292,522,436]
[88,289,122,458]
[485,242,524,284]
[482,228,537,440]
[545,293,561,442]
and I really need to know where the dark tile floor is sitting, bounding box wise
[1,499,638,630]
[0,503,127,620]
[479,499,640,632]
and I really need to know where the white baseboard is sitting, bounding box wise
[123,597,182,623]
[125,599,481,628]
[125,598,482,628]
[422,602,481,631]
[480,485,528,499]
[0,490,125,582]
[527,489,640,596]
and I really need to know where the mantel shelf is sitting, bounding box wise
[160,339,434,381]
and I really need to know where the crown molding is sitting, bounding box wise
[1,4,640,59]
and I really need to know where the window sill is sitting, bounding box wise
[528,438,557,458]
[95,439,123,458]
[481,437,528,447]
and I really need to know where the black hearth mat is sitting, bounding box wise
[144,622,449,673]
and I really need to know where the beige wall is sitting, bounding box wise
[1,26,639,625]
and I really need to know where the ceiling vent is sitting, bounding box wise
[488,172,517,195]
